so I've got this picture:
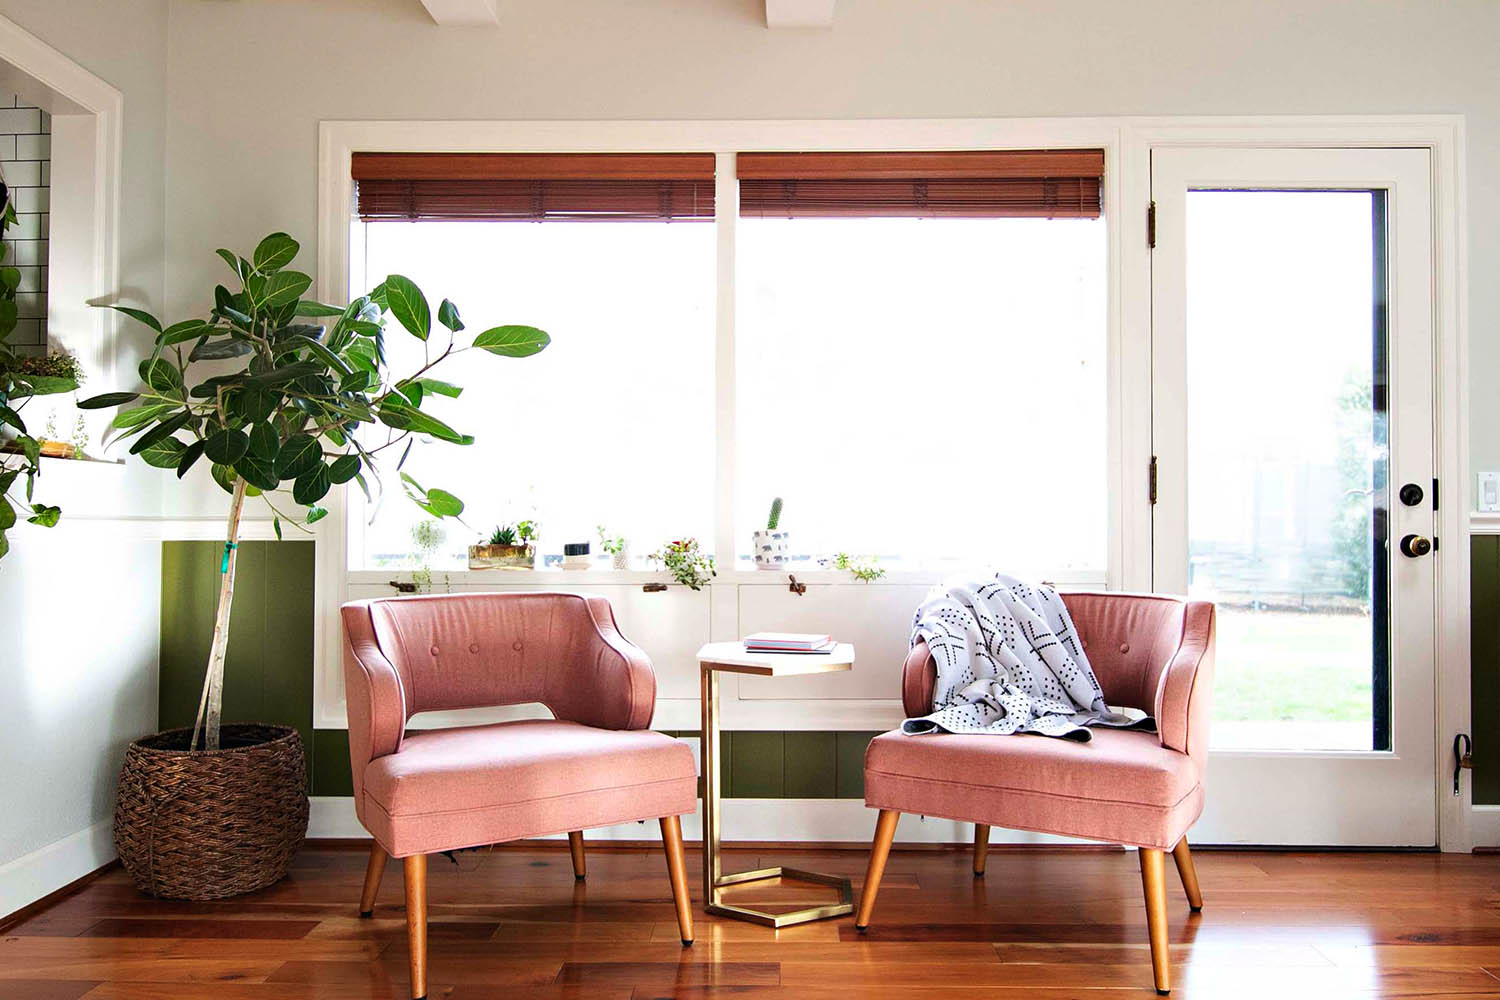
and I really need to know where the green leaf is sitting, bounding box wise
[0,496,14,529]
[0,267,21,291]
[108,305,163,333]
[437,298,464,332]
[286,334,352,376]
[237,388,278,423]
[78,391,140,410]
[0,405,21,433]
[26,503,59,527]
[234,453,280,492]
[158,320,217,346]
[294,300,344,318]
[327,453,360,484]
[0,299,18,337]
[292,464,331,505]
[215,249,245,280]
[473,324,551,358]
[273,433,321,480]
[252,233,299,274]
[244,361,322,388]
[272,516,282,540]
[210,462,238,495]
[176,439,205,478]
[189,338,255,361]
[415,378,462,398]
[422,488,464,518]
[339,369,372,393]
[305,505,328,525]
[111,403,171,429]
[129,411,191,456]
[261,270,313,308]
[383,274,430,341]
[377,399,472,445]
[203,428,250,465]
[138,435,188,469]
[138,358,183,395]
[247,422,280,460]
[20,375,77,396]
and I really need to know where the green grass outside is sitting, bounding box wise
[1210,609,1374,724]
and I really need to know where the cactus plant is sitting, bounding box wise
[488,525,518,546]
[767,496,783,531]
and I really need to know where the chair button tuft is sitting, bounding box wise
[469,643,480,653]
[430,645,440,656]
[512,640,524,651]
[1119,643,1130,654]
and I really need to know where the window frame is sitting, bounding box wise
[313,118,1469,857]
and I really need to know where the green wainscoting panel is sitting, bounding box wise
[160,541,318,785]
[313,729,354,797]
[783,732,838,798]
[1472,536,1500,804]
[837,732,885,800]
[728,731,784,798]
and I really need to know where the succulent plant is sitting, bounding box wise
[488,524,518,546]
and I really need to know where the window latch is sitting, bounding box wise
[1454,733,1473,796]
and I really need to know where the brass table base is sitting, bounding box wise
[706,865,854,928]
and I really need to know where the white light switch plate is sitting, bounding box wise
[1480,472,1500,512]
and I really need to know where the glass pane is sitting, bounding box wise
[1185,190,1388,751]
[349,221,715,571]
[736,216,1108,577]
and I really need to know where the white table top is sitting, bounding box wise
[696,641,855,677]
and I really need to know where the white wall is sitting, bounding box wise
[156,0,1500,519]
[0,0,167,914]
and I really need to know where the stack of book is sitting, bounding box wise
[742,632,837,654]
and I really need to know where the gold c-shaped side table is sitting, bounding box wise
[695,641,857,928]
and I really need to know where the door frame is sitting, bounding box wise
[1118,118,1470,851]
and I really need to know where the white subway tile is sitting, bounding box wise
[0,108,42,133]
[13,187,47,214]
[14,291,44,320]
[1,161,40,187]
[16,135,49,160]
[8,317,42,346]
[7,239,45,266]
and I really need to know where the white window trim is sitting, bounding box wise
[314,115,1468,850]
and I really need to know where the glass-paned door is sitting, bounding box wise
[1151,147,1436,846]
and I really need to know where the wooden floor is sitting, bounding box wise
[3,844,1499,999]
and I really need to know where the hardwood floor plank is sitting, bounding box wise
[78,919,318,939]
[0,982,98,1000]
[554,962,779,988]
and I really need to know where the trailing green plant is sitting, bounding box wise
[70,414,88,458]
[766,496,783,531]
[516,519,537,543]
[596,524,626,556]
[650,537,715,590]
[831,551,885,582]
[77,231,550,750]
[410,519,446,594]
[0,181,79,557]
[487,524,518,546]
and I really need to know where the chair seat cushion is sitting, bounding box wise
[360,719,697,857]
[863,728,1203,850]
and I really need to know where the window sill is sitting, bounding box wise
[349,567,1108,588]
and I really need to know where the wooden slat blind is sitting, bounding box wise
[353,153,716,222]
[737,149,1104,219]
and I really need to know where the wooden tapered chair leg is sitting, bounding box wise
[659,816,694,945]
[973,823,990,878]
[568,831,587,881]
[404,854,428,1000]
[359,841,388,917]
[854,809,900,931]
[1139,847,1171,995]
[1172,838,1203,912]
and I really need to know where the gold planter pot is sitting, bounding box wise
[468,543,535,570]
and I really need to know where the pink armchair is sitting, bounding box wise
[342,592,698,1000]
[855,592,1215,995]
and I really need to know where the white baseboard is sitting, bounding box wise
[307,796,1084,846]
[1473,805,1500,847]
[0,819,114,920]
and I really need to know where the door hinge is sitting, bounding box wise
[1148,455,1158,505]
[1433,477,1440,511]
[1454,733,1473,795]
[1147,201,1157,249]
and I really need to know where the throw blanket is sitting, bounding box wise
[902,575,1155,742]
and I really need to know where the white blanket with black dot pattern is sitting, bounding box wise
[901,576,1155,741]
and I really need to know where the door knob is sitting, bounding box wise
[1399,534,1432,558]
[1399,482,1424,507]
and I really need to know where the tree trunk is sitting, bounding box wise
[191,476,248,752]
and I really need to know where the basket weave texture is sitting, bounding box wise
[113,724,309,900]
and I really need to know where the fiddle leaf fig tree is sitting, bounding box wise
[79,232,550,751]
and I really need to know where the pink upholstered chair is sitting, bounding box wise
[855,593,1215,995]
[342,592,698,1000]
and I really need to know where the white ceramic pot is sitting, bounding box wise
[752,529,790,569]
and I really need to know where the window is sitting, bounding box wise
[734,151,1108,574]
[347,154,716,570]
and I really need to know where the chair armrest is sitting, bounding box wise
[901,640,937,719]
[1153,601,1216,760]
[549,595,656,731]
[341,602,408,775]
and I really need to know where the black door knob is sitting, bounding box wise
[1399,483,1425,507]
[1400,534,1432,558]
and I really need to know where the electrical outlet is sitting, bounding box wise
[1480,472,1500,512]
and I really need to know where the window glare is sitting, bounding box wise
[735,216,1108,574]
[350,221,715,570]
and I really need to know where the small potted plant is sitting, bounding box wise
[752,496,789,569]
[0,352,85,460]
[650,537,715,590]
[469,520,537,569]
[598,524,628,569]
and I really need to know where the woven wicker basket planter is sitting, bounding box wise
[113,724,309,900]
